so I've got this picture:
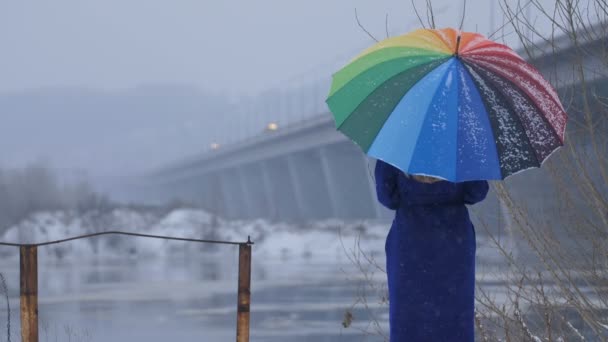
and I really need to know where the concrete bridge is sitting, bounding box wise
[147,114,391,221]
[143,32,606,227]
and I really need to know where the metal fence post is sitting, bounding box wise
[0,233,253,342]
[236,241,251,342]
[20,246,38,342]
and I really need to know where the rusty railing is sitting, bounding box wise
[0,232,253,342]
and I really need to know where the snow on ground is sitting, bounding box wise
[0,209,388,263]
[0,207,507,271]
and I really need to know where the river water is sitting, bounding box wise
[0,246,390,342]
[0,233,599,341]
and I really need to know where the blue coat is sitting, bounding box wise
[375,160,489,342]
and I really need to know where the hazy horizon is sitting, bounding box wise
[0,0,572,190]
[1,1,514,94]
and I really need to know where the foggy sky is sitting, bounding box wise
[0,0,564,185]
[1,0,508,93]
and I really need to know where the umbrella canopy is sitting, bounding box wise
[326,28,567,182]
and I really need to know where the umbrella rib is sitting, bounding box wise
[463,54,565,143]
[328,51,447,99]
[459,63,504,179]
[453,65,461,182]
[428,29,458,55]
[408,60,457,177]
[326,27,567,181]
[345,58,454,159]
[335,57,450,133]
[464,59,561,166]
[463,61,541,173]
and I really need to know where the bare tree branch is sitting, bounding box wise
[426,0,436,29]
[354,8,379,42]
[411,0,427,29]
[488,0,533,39]
[459,0,467,31]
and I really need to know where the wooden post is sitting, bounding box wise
[20,246,38,342]
[236,243,251,342]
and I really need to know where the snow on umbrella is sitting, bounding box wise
[326,28,567,182]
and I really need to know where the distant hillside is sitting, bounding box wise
[0,85,237,179]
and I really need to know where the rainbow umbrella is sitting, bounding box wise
[326,28,567,181]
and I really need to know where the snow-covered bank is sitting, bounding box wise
[0,209,388,262]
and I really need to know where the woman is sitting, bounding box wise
[375,159,489,341]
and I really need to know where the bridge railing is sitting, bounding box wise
[205,45,368,151]
[232,78,332,143]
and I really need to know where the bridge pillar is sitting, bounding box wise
[319,143,378,219]
[286,155,307,219]
[318,147,340,218]
[264,157,301,221]
[258,162,277,220]
[287,150,334,220]
[238,164,273,220]
[166,177,204,206]
[361,156,386,219]
[162,179,187,204]
[218,170,243,220]
[188,174,211,208]
[236,166,256,219]
[204,173,226,216]
[194,175,210,208]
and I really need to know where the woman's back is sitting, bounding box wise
[375,160,488,342]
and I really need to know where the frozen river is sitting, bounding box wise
[0,247,389,341]
[0,210,599,341]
